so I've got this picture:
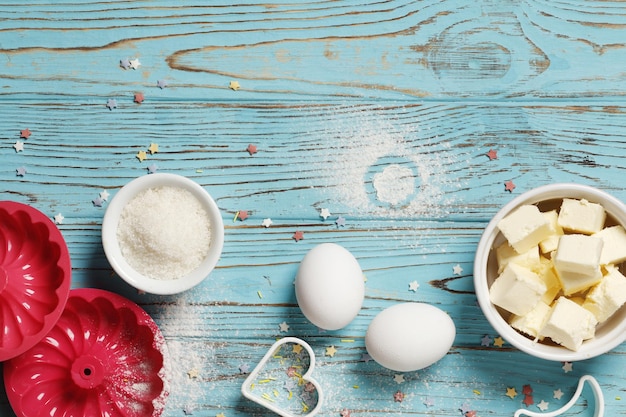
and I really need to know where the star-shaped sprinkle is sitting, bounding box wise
[106,98,117,110]
[262,218,273,228]
[292,230,304,242]
[20,128,31,139]
[148,142,159,154]
[493,336,505,347]
[408,280,419,292]
[360,353,372,362]
[156,79,168,89]
[553,389,563,400]
[423,396,434,407]
[119,58,131,70]
[393,374,405,384]
[187,368,200,379]
[537,400,549,411]
[99,190,110,201]
[523,395,534,407]
[393,390,405,403]
[480,335,492,347]
[506,387,517,399]
[459,402,472,414]
[325,345,337,357]
[246,144,257,155]
[562,362,573,373]
[147,163,158,174]
[92,197,104,207]
[340,409,351,417]
[292,344,303,354]
[238,363,249,374]
[522,385,533,395]
[453,264,463,275]
[236,210,249,221]
[136,150,147,162]
[129,58,141,70]
[16,166,26,176]
[504,180,516,192]
[335,216,346,227]
[486,149,498,160]
[13,140,24,152]
[319,208,331,220]
[278,321,289,332]
[134,92,145,104]
[54,213,65,224]
[229,80,240,91]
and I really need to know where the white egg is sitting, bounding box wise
[365,303,455,372]
[295,243,364,330]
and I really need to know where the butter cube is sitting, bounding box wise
[537,258,561,304]
[583,265,626,322]
[509,301,551,339]
[541,296,598,351]
[593,225,626,265]
[497,205,552,253]
[558,198,606,234]
[496,243,541,274]
[555,267,603,296]
[539,210,564,254]
[554,234,603,277]
[489,263,547,316]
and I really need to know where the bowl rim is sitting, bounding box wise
[102,173,224,295]
[474,183,626,361]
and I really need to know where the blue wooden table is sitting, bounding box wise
[1,1,625,416]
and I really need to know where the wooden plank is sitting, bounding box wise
[1,1,625,100]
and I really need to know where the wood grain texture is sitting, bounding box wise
[1,1,626,416]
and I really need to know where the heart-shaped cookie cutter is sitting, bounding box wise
[514,375,604,417]
[241,337,323,417]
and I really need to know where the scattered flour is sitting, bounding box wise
[310,105,467,218]
[117,186,212,280]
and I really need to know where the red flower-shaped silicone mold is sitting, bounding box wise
[4,288,169,417]
[0,201,71,361]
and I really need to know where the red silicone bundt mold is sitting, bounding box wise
[0,201,71,361]
[4,288,169,417]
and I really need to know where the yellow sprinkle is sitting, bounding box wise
[196,169,203,173]
[302,403,309,412]
[353,385,359,389]
[250,383,255,390]
[473,390,481,395]
[341,339,355,343]
[288,391,293,400]
[273,355,283,359]
[257,291,263,299]
[617,396,622,400]
[261,393,275,402]
[294,372,302,378]
[258,379,274,384]
[273,389,280,397]
[233,211,240,222]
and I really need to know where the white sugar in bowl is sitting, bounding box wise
[102,173,224,295]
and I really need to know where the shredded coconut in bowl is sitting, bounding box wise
[117,186,212,280]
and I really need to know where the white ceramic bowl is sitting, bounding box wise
[474,183,626,361]
[102,173,224,295]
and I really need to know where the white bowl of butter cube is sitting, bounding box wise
[474,183,626,361]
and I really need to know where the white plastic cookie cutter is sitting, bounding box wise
[514,375,604,417]
[241,337,323,417]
